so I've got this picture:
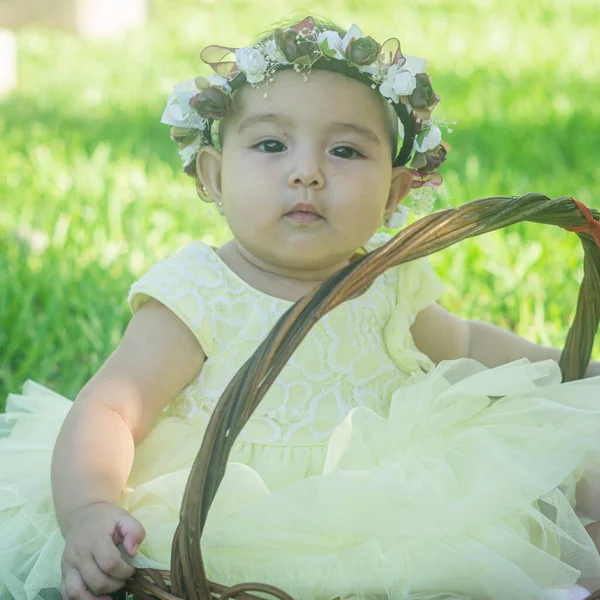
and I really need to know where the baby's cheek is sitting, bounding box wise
[346,191,387,227]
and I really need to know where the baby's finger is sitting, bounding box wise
[76,555,123,597]
[93,537,136,582]
[116,514,146,557]
[61,567,110,600]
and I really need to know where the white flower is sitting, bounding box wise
[178,145,196,166]
[236,47,268,84]
[358,62,385,82]
[387,205,410,229]
[160,80,206,130]
[207,73,232,93]
[402,54,428,75]
[318,30,344,59]
[264,39,288,64]
[178,136,203,166]
[341,24,365,52]
[413,125,442,153]
[379,64,416,103]
[393,71,416,96]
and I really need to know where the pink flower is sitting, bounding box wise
[345,36,381,66]
[189,87,230,120]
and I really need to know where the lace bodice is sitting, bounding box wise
[127,234,444,446]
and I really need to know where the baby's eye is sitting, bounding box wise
[254,139,286,153]
[331,146,364,159]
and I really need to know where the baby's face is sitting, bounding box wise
[217,69,403,272]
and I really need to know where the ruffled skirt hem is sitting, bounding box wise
[2,359,600,600]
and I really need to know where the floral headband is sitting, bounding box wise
[161,17,451,227]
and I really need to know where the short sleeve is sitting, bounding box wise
[383,256,445,374]
[127,243,218,355]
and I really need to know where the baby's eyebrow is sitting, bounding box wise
[237,113,283,133]
[329,122,381,145]
[237,114,381,145]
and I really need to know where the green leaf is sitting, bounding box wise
[319,39,336,58]
[414,129,429,149]
[409,152,427,169]
[292,55,313,66]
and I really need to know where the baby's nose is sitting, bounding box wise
[288,163,325,189]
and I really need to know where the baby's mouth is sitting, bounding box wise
[285,211,323,223]
[285,202,324,223]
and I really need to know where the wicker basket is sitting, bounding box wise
[121,194,600,600]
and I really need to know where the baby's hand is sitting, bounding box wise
[61,502,145,600]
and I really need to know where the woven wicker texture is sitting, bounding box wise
[121,194,600,600]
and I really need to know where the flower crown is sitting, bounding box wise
[161,17,451,227]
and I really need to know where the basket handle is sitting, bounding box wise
[169,194,600,599]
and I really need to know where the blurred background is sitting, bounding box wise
[1,0,599,409]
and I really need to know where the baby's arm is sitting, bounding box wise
[52,298,205,599]
[411,304,600,377]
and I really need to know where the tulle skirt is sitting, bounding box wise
[2,359,600,600]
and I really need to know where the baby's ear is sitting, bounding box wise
[384,166,414,218]
[195,146,223,211]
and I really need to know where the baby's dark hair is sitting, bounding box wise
[262,17,405,159]
[216,17,408,161]
[195,17,421,202]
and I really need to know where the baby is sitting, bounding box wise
[1,16,600,600]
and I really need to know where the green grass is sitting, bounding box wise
[1,0,599,409]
